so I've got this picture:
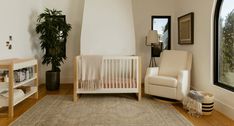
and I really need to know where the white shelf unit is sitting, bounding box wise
[13,87,37,106]
[13,75,37,88]
[0,58,38,118]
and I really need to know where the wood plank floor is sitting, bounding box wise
[0,84,233,126]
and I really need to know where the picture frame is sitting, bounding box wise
[178,12,194,45]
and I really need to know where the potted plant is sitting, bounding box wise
[36,8,72,90]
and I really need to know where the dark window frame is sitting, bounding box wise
[214,0,234,92]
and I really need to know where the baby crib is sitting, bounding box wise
[73,56,141,101]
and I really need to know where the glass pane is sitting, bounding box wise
[218,0,234,88]
[153,18,169,49]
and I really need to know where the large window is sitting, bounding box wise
[214,0,234,91]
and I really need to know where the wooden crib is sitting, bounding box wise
[73,56,141,101]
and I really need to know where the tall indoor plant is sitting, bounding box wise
[36,8,72,90]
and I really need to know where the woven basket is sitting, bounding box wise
[198,91,214,115]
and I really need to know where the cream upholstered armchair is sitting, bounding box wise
[144,50,192,100]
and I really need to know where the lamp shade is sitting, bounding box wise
[146,30,159,44]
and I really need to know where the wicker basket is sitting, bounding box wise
[198,91,214,115]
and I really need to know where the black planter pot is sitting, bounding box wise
[46,71,60,90]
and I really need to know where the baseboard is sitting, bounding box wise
[214,98,234,120]
[191,86,234,120]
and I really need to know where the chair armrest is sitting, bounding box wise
[177,70,190,100]
[144,67,159,93]
[145,67,159,77]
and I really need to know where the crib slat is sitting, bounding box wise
[122,59,125,88]
[110,59,112,88]
[121,59,124,88]
[126,59,129,88]
[118,60,122,88]
[115,59,117,88]
[109,59,111,88]
[125,59,127,88]
[129,59,131,88]
[136,58,139,89]
[133,59,136,88]
[104,59,107,88]
[101,60,103,88]
[107,59,109,88]
[119,60,123,88]
[112,59,114,88]
[130,59,132,88]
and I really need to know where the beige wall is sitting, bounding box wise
[81,0,136,55]
[174,0,234,120]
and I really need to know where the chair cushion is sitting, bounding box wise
[148,76,177,88]
[159,50,188,77]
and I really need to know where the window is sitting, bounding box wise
[151,16,171,50]
[214,0,234,91]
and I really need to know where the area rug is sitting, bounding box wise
[10,95,193,126]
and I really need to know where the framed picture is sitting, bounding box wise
[178,12,194,45]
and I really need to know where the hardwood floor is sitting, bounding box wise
[0,84,233,126]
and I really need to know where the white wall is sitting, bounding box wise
[0,0,42,83]
[174,0,234,120]
[0,0,41,59]
[132,0,176,80]
[0,0,84,84]
[81,0,136,55]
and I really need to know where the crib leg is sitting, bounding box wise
[137,92,141,101]
[73,94,80,102]
[73,93,78,102]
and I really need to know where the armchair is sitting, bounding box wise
[144,50,192,100]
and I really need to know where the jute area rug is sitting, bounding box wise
[10,95,193,126]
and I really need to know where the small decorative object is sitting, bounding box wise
[17,86,31,93]
[0,71,4,82]
[178,12,194,45]
[14,70,26,83]
[0,76,3,82]
[28,67,33,78]
[14,67,34,83]
[36,8,72,90]
[2,71,9,83]
[145,30,162,67]
[183,90,214,117]
[4,74,9,83]
[6,35,13,50]
[200,91,214,115]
